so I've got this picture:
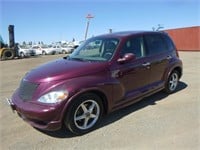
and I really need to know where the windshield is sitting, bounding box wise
[41,45,49,48]
[20,45,31,49]
[69,37,119,62]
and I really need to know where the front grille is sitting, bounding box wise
[19,80,39,101]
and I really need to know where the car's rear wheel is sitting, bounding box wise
[65,93,103,135]
[164,70,179,93]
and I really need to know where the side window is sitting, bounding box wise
[145,34,168,56]
[121,36,145,58]
[162,34,176,51]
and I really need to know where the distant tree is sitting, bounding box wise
[28,41,32,46]
[22,41,26,46]
[152,24,164,31]
[156,24,164,31]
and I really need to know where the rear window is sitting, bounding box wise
[162,34,176,51]
[145,34,168,56]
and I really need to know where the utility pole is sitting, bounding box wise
[84,14,94,40]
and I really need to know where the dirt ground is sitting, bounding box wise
[0,52,199,150]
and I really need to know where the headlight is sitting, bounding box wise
[38,90,68,104]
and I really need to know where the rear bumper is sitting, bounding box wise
[8,92,64,131]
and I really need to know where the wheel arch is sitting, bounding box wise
[42,50,46,55]
[19,51,25,57]
[88,90,109,115]
[61,89,109,124]
[164,66,181,94]
[166,66,182,81]
[164,63,182,82]
[173,66,182,79]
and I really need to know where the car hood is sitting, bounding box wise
[24,58,108,83]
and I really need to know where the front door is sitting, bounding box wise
[111,35,151,103]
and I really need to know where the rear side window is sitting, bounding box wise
[162,34,176,51]
[145,34,168,56]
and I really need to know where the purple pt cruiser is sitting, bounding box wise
[8,31,182,135]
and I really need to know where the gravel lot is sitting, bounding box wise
[0,52,199,150]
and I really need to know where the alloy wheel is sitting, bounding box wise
[74,100,100,130]
[169,72,179,92]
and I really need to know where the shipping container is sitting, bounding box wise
[164,26,200,51]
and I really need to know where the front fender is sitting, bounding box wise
[58,75,115,121]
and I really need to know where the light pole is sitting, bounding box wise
[84,14,94,40]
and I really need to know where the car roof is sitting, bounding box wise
[95,31,167,38]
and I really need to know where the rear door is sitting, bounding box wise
[144,33,171,85]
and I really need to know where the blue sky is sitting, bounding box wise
[0,0,199,44]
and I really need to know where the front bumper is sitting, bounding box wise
[8,92,65,131]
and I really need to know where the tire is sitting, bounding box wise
[19,52,25,58]
[1,49,15,60]
[74,45,78,49]
[164,70,179,94]
[62,50,66,54]
[65,93,104,135]
[42,51,46,55]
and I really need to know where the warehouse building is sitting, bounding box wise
[164,26,200,51]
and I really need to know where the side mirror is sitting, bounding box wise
[117,53,136,64]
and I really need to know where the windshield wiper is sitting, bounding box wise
[68,57,89,62]
[63,56,81,61]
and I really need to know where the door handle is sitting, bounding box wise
[142,62,150,67]
[167,55,172,60]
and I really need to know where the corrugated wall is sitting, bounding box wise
[165,26,200,51]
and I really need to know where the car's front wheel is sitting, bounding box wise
[19,52,25,58]
[65,93,104,135]
[62,50,66,54]
[42,51,46,55]
[164,70,179,93]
